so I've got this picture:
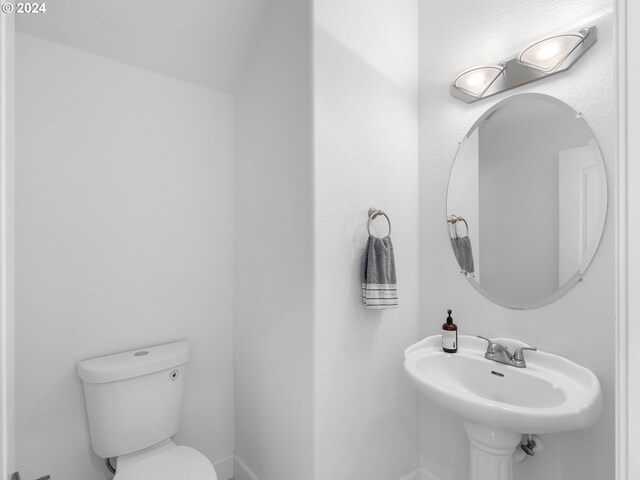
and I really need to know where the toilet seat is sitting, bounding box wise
[114,442,217,480]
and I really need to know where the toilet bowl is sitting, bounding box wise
[77,341,217,480]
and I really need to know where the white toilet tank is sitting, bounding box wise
[77,341,190,459]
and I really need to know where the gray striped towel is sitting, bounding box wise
[361,236,398,309]
[450,235,474,275]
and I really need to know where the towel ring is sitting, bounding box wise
[368,208,391,237]
[447,215,469,239]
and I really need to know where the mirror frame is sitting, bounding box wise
[447,93,608,309]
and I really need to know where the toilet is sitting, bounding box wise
[77,341,217,480]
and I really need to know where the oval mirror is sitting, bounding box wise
[447,93,607,309]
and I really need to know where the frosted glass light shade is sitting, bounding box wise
[518,31,587,72]
[453,65,505,97]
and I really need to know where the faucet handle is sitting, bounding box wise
[477,335,497,354]
[513,346,537,364]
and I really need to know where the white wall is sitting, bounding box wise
[419,2,615,480]
[233,0,314,479]
[313,1,421,479]
[0,13,16,479]
[15,33,235,480]
[624,1,640,478]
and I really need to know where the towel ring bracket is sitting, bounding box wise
[368,208,392,237]
[448,215,469,239]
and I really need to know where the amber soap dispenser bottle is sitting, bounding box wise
[442,309,458,353]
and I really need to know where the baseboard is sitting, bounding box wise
[396,468,422,480]
[213,454,235,480]
[232,457,422,480]
[233,454,260,480]
[421,468,445,480]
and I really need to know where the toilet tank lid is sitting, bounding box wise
[77,341,190,384]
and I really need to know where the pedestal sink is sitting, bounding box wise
[404,335,602,480]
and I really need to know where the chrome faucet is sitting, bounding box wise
[477,336,537,368]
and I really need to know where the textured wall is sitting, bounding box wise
[314,0,421,479]
[418,2,615,479]
[15,33,235,480]
[233,0,314,479]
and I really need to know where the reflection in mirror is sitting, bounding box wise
[447,94,607,309]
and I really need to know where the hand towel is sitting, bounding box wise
[361,236,398,309]
[450,235,475,275]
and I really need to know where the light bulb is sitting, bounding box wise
[518,31,586,72]
[534,41,561,61]
[453,65,505,98]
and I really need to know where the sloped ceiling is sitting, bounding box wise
[16,0,267,93]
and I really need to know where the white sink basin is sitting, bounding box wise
[404,335,602,433]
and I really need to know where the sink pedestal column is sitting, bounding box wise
[464,423,522,480]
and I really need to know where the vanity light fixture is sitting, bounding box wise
[451,25,597,104]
